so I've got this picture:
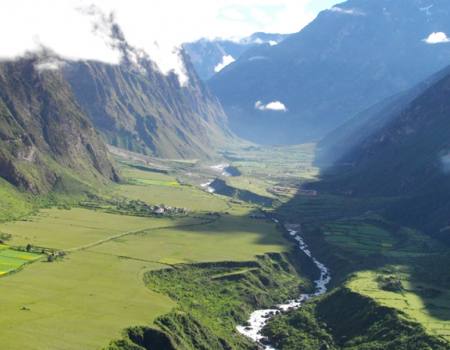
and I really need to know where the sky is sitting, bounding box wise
[0,0,339,79]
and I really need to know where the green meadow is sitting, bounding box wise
[115,165,230,212]
[0,163,292,350]
[1,147,449,349]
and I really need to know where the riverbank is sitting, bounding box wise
[237,220,331,349]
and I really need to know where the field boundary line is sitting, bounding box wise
[64,216,219,253]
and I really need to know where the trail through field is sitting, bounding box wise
[64,216,218,253]
[237,219,331,349]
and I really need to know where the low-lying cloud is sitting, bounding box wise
[34,56,67,72]
[0,0,332,85]
[328,7,365,16]
[423,32,450,44]
[214,55,236,72]
[255,100,287,112]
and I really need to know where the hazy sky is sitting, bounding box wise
[0,0,340,80]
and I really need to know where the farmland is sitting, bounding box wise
[0,244,41,276]
[0,161,293,350]
[0,146,449,349]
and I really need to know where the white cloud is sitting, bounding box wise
[34,57,67,72]
[255,100,287,112]
[424,32,450,44]
[214,55,236,72]
[0,1,334,84]
[268,40,278,46]
[329,7,366,16]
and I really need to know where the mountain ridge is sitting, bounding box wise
[184,32,288,80]
[210,0,450,144]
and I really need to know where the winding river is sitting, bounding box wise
[237,220,331,349]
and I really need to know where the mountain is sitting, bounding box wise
[317,64,450,167]
[209,0,450,145]
[0,15,235,195]
[183,32,288,80]
[317,65,450,239]
[0,57,119,194]
[64,25,234,160]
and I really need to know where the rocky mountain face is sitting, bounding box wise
[318,65,450,238]
[0,58,119,194]
[209,0,450,144]
[183,32,288,80]
[64,25,234,160]
[0,20,235,194]
[317,65,450,167]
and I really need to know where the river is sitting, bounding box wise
[236,219,331,349]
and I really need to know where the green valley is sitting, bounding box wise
[0,144,448,349]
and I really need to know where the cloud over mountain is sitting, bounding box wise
[424,32,450,44]
[255,100,287,112]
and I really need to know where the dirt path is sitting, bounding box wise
[64,216,219,253]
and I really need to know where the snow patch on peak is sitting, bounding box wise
[214,55,235,73]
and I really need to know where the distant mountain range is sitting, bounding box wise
[183,32,289,80]
[209,0,450,144]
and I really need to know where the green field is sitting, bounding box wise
[1,208,187,251]
[1,146,449,349]
[114,164,230,211]
[0,245,41,276]
[223,144,319,182]
[0,163,292,350]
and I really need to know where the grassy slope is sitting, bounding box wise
[263,288,449,350]
[282,199,450,343]
[140,254,310,350]
[348,270,450,342]
[0,179,35,222]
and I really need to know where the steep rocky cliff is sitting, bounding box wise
[0,58,118,193]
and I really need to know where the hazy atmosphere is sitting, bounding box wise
[1,1,450,350]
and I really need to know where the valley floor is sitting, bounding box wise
[0,144,449,349]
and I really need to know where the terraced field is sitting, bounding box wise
[323,220,396,256]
